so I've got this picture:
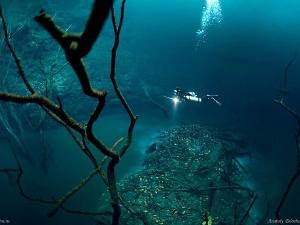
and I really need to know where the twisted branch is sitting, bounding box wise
[106,1,138,224]
[238,194,258,225]
[48,166,102,217]
[34,4,118,159]
[0,7,34,93]
[281,50,298,96]
[274,63,300,218]
[0,129,113,218]
[0,1,138,224]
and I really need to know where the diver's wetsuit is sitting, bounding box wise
[174,87,221,106]
[174,87,202,102]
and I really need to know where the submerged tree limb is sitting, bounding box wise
[238,194,258,225]
[0,0,138,224]
[0,168,19,173]
[0,7,35,94]
[48,146,110,217]
[274,98,300,219]
[110,0,137,161]
[34,4,119,160]
[0,92,85,133]
[118,196,150,225]
[106,1,138,224]
[110,0,137,137]
[0,143,112,217]
[107,159,121,225]
[276,170,300,219]
[274,99,300,122]
[282,50,298,96]
[0,6,117,218]
[48,166,102,217]
[34,0,114,58]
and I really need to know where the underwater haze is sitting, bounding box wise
[0,0,300,224]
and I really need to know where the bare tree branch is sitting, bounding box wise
[0,92,84,133]
[34,6,118,160]
[0,1,138,224]
[0,138,112,218]
[48,166,102,217]
[274,99,300,122]
[106,1,138,224]
[281,50,298,96]
[0,7,35,94]
[274,55,300,219]
[276,170,300,219]
[237,194,258,225]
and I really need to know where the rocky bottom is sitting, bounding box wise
[97,124,264,225]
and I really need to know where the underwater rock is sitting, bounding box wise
[98,125,259,225]
[145,143,157,154]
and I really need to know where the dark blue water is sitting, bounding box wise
[0,0,300,224]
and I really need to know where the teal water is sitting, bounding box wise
[0,0,300,224]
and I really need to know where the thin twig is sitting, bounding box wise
[274,99,300,122]
[0,168,19,173]
[282,50,298,95]
[34,8,118,159]
[48,166,102,217]
[276,170,300,219]
[274,68,300,218]
[107,1,138,224]
[238,194,258,225]
[0,8,35,94]
[0,1,138,224]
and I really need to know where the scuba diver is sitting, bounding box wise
[166,87,222,106]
